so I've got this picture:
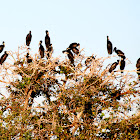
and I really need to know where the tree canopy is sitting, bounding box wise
[0,45,140,139]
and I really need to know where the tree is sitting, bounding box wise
[0,46,140,139]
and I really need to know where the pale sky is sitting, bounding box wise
[0,0,140,77]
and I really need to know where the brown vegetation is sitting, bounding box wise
[0,46,140,139]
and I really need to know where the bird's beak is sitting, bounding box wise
[63,51,68,54]
[6,51,9,54]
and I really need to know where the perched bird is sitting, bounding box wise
[26,31,32,46]
[26,53,32,63]
[0,51,8,65]
[107,36,113,55]
[69,42,80,55]
[114,47,126,59]
[62,48,74,66]
[45,30,50,50]
[46,44,53,59]
[39,40,45,58]
[120,58,125,73]
[136,58,140,80]
[85,55,95,66]
[0,41,5,53]
[109,60,119,73]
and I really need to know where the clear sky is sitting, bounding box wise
[0,0,140,76]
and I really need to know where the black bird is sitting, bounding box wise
[120,58,125,73]
[46,44,53,59]
[26,31,32,46]
[45,30,50,50]
[109,60,119,73]
[114,47,126,59]
[0,51,8,65]
[26,53,32,63]
[136,58,140,80]
[39,40,44,58]
[62,48,74,66]
[69,42,80,55]
[85,55,95,66]
[107,36,113,55]
[0,41,5,53]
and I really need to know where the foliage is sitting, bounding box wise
[0,46,140,139]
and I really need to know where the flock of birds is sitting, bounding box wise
[0,42,8,65]
[0,31,140,80]
[107,36,126,73]
[107,36,140,80]
[25,30,53,63]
